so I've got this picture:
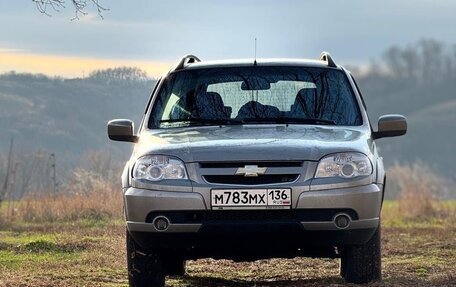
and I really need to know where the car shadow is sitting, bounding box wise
[173,275,345,286]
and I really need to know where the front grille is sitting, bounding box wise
[146,209,359,224]
[200,161,302,168]
[203,174,299,185]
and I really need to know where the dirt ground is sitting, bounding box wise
[0,202,455,287]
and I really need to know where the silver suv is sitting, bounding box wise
[108,53,407,287]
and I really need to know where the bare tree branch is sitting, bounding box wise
[32,0,108,20]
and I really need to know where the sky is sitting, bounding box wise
[1,0,456,78]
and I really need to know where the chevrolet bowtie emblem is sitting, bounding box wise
[235,165,267,177]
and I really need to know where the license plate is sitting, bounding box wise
[211,189,291,210]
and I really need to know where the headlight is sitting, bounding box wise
[315,152,372,178]
[133,155,188,181]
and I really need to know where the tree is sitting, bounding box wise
[32,0,108,19]
[401,46,421,81]
[383,46,407,78]
[382,39,452,83]
[419,39,444,83]
[0,138,14,208]
[89,67,150,83]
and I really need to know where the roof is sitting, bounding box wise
[171,52,339,73]
[188,58,336,69]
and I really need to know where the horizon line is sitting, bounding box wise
[0,51,173,78]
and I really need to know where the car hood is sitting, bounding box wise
[133,125,372,162]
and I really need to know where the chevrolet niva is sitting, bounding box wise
[108,52,407,287]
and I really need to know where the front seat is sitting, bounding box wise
[289,88,317,118]
[236,101,281,119]
[192,91,232,120]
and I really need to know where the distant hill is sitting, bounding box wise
[356,74,456,179]
[0,68,156,164]
[1,41,455,180]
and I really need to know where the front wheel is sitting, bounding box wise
[126,229,165,287]
[164,257,186,276]
[340,225,382,284]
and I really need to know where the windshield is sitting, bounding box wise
[148,66,362,128]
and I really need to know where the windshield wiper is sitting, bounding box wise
[160,118,243,126]
[161,117,335,126]
[242,117,336,125]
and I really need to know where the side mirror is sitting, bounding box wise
[107,119,138,143]
[373,114,407,139]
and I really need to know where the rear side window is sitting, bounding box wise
[149,66,362,128]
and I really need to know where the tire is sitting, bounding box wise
[163,257,186,276]
[126,229,165,287]
[341,225,382,284]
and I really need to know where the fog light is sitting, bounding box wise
[334,214,351,229]
[153,216,170,231]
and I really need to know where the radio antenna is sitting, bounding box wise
[254,37,257,66]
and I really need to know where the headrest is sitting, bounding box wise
[196,92,224,107]
[295,88,316,100]
[193,91,231,119]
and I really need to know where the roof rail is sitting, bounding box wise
[319,51,337,68]
[175,55,201,70]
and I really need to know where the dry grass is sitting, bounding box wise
[387,163,445,219]
[1,164,123,224]
[17,186,123,223]
[0,149,124,224]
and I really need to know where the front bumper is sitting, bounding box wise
[124,184,382,252]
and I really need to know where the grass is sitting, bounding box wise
[0,201,455,287]
[382,200,456,228]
